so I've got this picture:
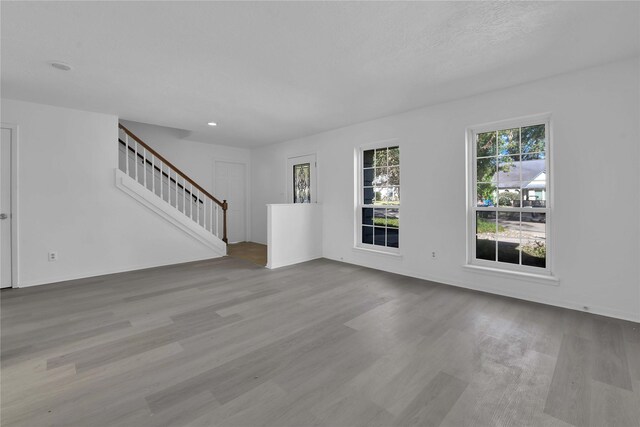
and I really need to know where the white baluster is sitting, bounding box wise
[151,155,155,195]
[178,177,181,213]
[209,199,213,233]
[189,184,194,219]
[183,179,187,215]
[125,135,130,176]
[215,204,219,237]
[142,147,147,188]
[196,189,200,225]
[160,160,164,200]
[205,198,209,231]
[134,141,139,182]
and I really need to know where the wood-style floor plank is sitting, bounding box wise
[2,257,638,427]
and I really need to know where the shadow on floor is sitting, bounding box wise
[227,242,267,266]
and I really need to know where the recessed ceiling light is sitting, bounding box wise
[207,122,218,127]
[49,61,72,71]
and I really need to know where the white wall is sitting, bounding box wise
[1,99,224,287]
[119,120,251,241]
[251,58,640,321]
[267,203,322,269]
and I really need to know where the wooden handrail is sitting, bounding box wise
[119,123,226,208]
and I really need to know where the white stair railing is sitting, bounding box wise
[118,124,228,243]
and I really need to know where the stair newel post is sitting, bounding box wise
[222,200,229,244]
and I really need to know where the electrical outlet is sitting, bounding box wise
[48,251,58,262]
[431,251,436,259]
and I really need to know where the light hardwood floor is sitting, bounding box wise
[1,257,639,427]
[227,242,267,266]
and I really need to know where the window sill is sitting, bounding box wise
[352,246,403,258]
[462,264,559,286]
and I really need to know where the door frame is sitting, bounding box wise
[213,159,250,243]
[286,153,317,204]
[1,123,19,288]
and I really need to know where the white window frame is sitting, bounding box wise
[355,139,401,255]
[466,114,553,276]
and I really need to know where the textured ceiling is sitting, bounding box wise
[2,1,638,147]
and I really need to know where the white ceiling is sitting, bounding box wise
[2,1,638,147]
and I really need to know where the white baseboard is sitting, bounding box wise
[323,255,640,323]
[15,254,224,288]
[266,254,322,269]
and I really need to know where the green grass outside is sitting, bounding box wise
[477,217,505,233]
[373,217,399,227]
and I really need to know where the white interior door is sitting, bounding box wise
[287,154,317,203]
[1,127,13,288]
[215,161,246,243]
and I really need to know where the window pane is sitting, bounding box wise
[362,208,373,225]
[388,166,400,185]
[373,188,385,204]
[374,167,388,185]
[522,152,545,161]
[363,187,374,205]
[520,158,545,206]
[373,208,386,226]
[476,211,496,261]
[497,212,520,264]
[477,157,497,183]
[387,228,399,248]
[498,128,520,155]
[477,183,497,207]
[497,155,520,186]
[293,163,311,203]
[388,147,399,166]
[498,188,521,207]
[362,226,373,244]
[477,131,497,157]
[520,157,544,181]
[522,182,546,207]
[363,168,374,186]
[375,148,387,167]
[521,212,546,268]
[363,150,375,168]
[383,186,400,204]
[521,124,545,154]
[386,208,399,228]
[374,227,386,246]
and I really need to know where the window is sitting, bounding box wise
[293,163,311,203]
[357,144,400,251]
[469,117,550,273]
[287,154,316,203]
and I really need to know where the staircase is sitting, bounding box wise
[116,123,228,255]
